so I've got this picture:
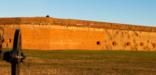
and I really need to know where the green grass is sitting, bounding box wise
[24,50,156,59]
[2,50,156,75]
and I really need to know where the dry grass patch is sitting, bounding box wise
[1,50,156,75]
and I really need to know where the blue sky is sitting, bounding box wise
[0,0,156,26]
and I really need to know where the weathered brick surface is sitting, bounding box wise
[0,17,156,51]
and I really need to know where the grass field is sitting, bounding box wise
[1,50,156,75]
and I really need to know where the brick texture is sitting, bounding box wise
[0,17,156,51]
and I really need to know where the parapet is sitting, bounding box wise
[0,17,155,32]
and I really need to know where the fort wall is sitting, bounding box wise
[0,17,156,51]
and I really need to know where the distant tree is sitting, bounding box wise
[46,15,50,18]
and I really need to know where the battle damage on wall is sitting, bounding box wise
[0,17,156,51]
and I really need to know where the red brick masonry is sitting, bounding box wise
[0,17,156,51]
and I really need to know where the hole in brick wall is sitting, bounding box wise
[152,43,156,48]
[126,42,131,46]
[112,41,117,46]
[147,40,150,43]
[96,41,101,45]
[140,42,144,46]
[9,39,11,43]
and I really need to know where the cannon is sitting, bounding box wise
[0,28,25,75]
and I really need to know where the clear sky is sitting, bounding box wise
[0,0,156,26]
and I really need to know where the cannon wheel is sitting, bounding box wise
[11,29,21,75]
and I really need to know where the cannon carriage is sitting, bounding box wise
[0,28,25,75]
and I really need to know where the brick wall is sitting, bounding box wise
[0,17,156,51]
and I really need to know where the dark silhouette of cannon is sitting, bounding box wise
[0,28,25,75]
